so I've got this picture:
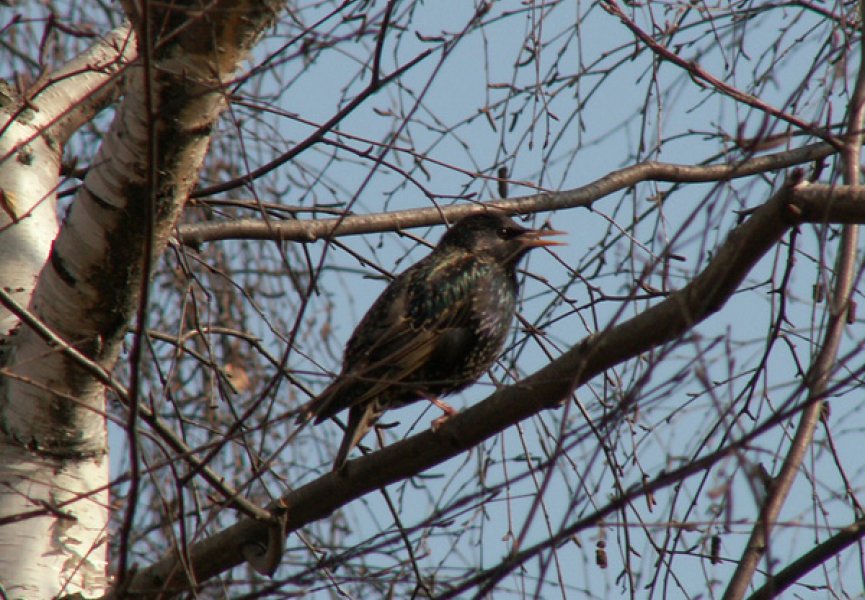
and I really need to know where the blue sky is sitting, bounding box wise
[78,0,865,597]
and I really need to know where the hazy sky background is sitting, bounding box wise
[80,1,864,597]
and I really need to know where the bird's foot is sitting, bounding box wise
[426,396,457,432]
[431,413,451,432]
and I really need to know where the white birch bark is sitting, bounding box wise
[0,25,135,599]
[2,1,283,595]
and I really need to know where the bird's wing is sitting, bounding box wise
[299,327,435,422]
[299,315,443,423]
[298,264,431,422]
[349,253,494,392]
[322,252,491,413]
[301,252,498,423]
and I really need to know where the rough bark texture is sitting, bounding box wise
[0,2,283,596]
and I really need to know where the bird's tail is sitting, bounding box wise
[333,404,377,471]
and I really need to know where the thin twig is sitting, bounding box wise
[721,2,865,597]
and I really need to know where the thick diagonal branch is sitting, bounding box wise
[112,170,830,597]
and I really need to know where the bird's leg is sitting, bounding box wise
[420,393,457,431]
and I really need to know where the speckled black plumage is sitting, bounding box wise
[298,212,564,470]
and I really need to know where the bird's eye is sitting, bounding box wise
[497,227,511,239]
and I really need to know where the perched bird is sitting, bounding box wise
[298,212,565,470]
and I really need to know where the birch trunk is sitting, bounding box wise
[0,26,135,598]
[0,1,282,595]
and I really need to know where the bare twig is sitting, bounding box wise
[722,2,865,597]
[177,143,842,246]
[115,176,846,598]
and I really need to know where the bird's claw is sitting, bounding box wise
[431,407,457,432]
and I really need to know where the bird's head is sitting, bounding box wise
[437,212,565,267]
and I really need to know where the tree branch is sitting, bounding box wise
[31,23,136,144]
[177,143,840,246]
[113,173,842,597]
[746,517,865,600]
[722,2,865,596]
[600,0,838,147]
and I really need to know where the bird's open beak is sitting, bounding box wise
[518,227,567,248]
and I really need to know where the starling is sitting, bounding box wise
[298,212,565,470]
